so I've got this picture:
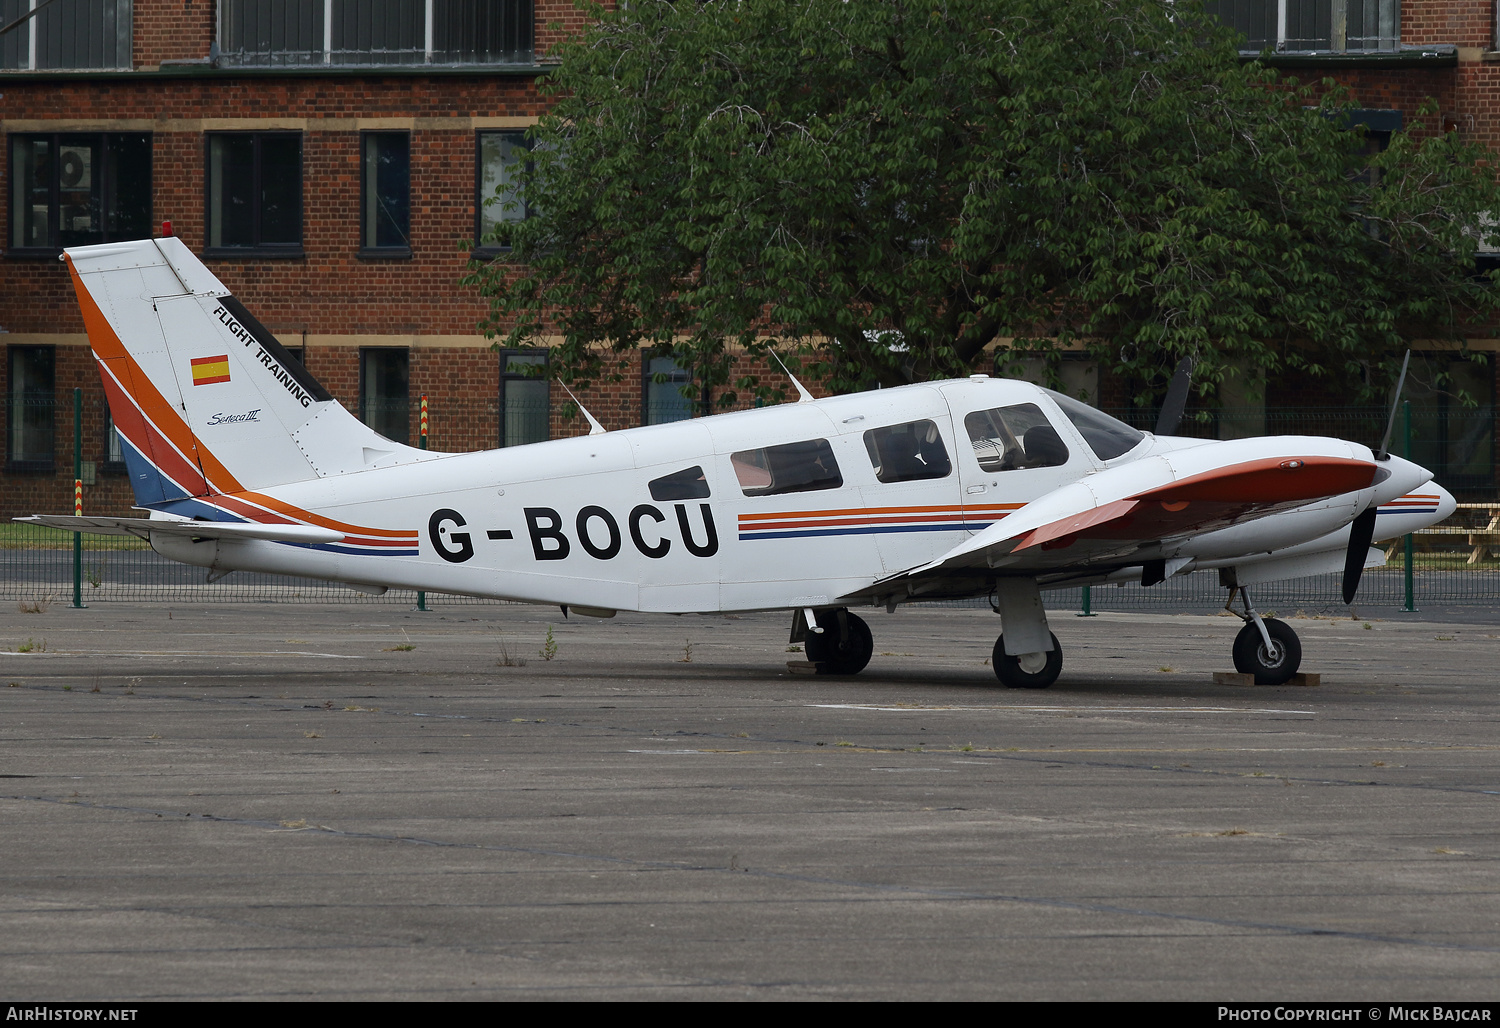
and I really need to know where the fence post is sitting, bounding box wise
[1401,399,1417,613]
[72,387,85,609]
[1078,585,1096,617]
[416,394,429,612]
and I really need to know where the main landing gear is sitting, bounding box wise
[800,607,875,675]
[1224,586,1302,685]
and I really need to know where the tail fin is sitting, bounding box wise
[65,237,433,508]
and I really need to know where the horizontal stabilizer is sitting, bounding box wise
[15,515,344,545]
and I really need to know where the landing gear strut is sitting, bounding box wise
[1224,586,1302,684]
[803,608,874,675]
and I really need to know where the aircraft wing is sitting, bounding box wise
[841,440,1377,603]
[14,515,344,545]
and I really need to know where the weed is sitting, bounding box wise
[304,731,321,739]
[497,636,527,667]
[6,682,19,688]
[384,643,416,652]
[18,595,53,614]
[15,638,44,653]
[540,625,558,661]
[1158,666,1175,673]
[1215,828,1250,836]
[280,819,309,829]
[959,743,974,752]
[1363,623,1373,630]
[1372,760,1387,767]
[879,651,916,657]
[785,644,802,653]
[62,685,72,691]
[681,639,693,662]
[1435,635,1455,642]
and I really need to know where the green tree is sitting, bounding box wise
[466,0,1500,406]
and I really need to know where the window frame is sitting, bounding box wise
[7,131,153,257]
[203,131,305,259]
[0,0,134,71]
[6,344,56,472]
[499,348,550,448]
[359,130,412,259]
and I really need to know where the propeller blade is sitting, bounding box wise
[1376,351,1411,461]
[1154,356,1195,436]
[1342,506,1379,604]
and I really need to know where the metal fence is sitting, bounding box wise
[2,513,1496,609]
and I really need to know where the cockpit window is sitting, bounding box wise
[649,465,710,501]
[1044,389,1144,461]
[863,420,951,483]
[731,439,842,496]
[964,403,1070,472]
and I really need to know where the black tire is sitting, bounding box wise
[1232,618,1302,685]
[992,632,1062,689]
[805,609,874,675]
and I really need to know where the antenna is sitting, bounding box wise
[768,350,814,403]
[559,382,606,436]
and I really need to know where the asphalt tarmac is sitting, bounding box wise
[2,601,1499,1000]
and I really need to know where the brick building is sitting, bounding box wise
[1,0,1498,522]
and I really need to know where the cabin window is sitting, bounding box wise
[731,439,842,497]
[1045,389,1144,461]
[863,420,951,484]
[649,465,711,501]
[964,403,1070,472]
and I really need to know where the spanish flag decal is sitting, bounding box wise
[191,355,231,386]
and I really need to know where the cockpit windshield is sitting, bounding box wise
[1044,389,1144,461]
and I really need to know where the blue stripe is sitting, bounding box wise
[741,523,975,540]
[281,541,420,557]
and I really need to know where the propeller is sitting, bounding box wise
[1342,506,1378,604]
[1344,351,1412,603]
[1154,356,1195,436]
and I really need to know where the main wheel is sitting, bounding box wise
[1232,618,1302,685]
[804,610,874,675]
[992,633,1062,689]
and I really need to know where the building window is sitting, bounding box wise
[500,351,548,447]
[7,346,55,470]
[361,132,411,255]
[360,347,409,444]
[205,133,303,255]
[8,134,151,253]
[217,0,534,67]
[643,357,694,426]
[0,0,132,70]
[1408,357,1495,494]
[475,130,530,250]
[1205,0,1399,54]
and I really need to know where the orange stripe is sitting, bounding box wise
[739,502,1023,522]
[66,254,245,496]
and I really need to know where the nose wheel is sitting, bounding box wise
[1224,587,1302,685]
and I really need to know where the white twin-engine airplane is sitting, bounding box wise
[22,237,1455,688]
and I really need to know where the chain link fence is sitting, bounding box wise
[3,394,1495,608]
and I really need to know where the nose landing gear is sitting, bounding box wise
[1224,586,1302,684]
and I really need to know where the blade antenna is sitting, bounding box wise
[768,349,815,404]
[1376,351,1411,461]
[559,382,606,436]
